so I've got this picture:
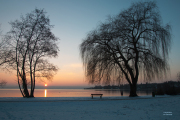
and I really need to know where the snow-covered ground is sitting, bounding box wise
[0,95,180,120]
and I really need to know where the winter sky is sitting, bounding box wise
[0,0,180,87]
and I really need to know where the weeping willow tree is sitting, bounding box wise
[80,1,171,97]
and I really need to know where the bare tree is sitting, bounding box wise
[0,44,15,68]
[0,80,7,87]
[80,1,171,97]
[0,25,16,70]
[4,8,59,97]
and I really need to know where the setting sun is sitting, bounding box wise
[45,84,47,87]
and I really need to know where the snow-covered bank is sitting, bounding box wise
[0,95,173,102]
[0,95,180,120]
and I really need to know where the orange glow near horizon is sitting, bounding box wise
[0,65,90,87]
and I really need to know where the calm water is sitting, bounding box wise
[0,89,152,97]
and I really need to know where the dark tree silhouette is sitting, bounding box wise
[0,26,14,67]
[80,1,171,97]
[0,80,7,87]
[4,9,59,97]
[0,41,15,68]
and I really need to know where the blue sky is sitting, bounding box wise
[0,0,180,87]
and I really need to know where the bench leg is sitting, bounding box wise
[92,95,93,99]
[100,95,102,99]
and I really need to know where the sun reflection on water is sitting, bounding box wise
[44,89,47,97]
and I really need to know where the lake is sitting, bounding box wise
[0,89,152,97]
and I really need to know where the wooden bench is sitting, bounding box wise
[91,94,103,99]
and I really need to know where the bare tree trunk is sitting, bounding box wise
[22,71,29,97]
[29,74,34,97]
[22,79,29,97]
[32,61,37,97]
[30,60,37,97]
[30,66,34,97]
[129,81,138,97]
[17,74,25,97]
